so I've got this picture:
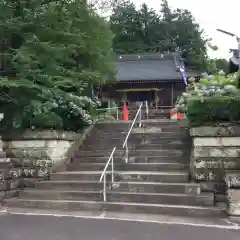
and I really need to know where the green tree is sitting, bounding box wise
[110,1,143,53]
[138,4,164,52]
[0,0,114,133]
[171,8,208,70]
[215,58,229,73]
[110,0,208,69]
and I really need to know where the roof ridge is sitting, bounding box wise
[115,53,179,62]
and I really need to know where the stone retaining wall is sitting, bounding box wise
[0,124,94,198]
[190,125,240,215]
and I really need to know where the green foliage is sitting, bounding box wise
[174,74,240,126]
[187,95,240,126]
[0,0,114,133]
[206,58,229,74]
[110,0,208,70]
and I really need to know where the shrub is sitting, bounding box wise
[186,95,240,126]
[174,74,240,126]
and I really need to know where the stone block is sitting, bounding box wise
[199,181,226,193]
[228,189,240,216]
[8,140,47,148]
[193,147,240,158]
[194,169,224,181]
[0,181,5,191]
[9,168,22,179]
[193,137,240,147]
[225,171,240,188]
[190,126,240,137]
[194,157,240,170]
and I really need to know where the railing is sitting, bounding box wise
[99,101,146,201]
[145,100,149,119]
[122,103,143,163]
[99,147,116,202]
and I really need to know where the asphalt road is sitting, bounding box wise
[0,214,239,240]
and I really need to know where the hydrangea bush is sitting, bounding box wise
[174,73,240,126]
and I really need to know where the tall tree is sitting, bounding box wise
[138,4,163,52]
[110,1,143,53]
[172,8,208,69]
[110,0,208,69]
[215,58,229,73]
[0,0,114,132]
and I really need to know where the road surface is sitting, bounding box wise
[0,213,239,240]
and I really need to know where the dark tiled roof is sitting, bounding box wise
[115,53,201,82]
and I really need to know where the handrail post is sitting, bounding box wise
[122,103,142,163]
[111,155,114,183]
[117,108,119,120]
[145,100,149,119]
[103,174,106,202]
[139,105,142,127]
[125,141,129,163]
[99,147,116,202]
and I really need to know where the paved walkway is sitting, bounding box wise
[0,213,239,240]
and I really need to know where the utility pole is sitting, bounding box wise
[217,29,240,71]
[217,29,240,85]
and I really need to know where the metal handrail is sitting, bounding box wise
[122,103,143,163]
[99,147,116,202]
[145,100,149,119]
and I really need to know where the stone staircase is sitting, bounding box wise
[128,104,170,120]
[3,120,226,218]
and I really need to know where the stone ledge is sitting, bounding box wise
[0,123,96,195]
[193,147,240,158]
[228,189,240,216]
[193,137,240,147]
[3,130,78,141]
[194,157,240,170]
[190,126,240,137]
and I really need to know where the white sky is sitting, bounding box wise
[133,0,240,59]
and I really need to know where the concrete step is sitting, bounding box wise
[72,155,189,164]
[81,143,187,151]
[75,149,185,158]
[4,199,226,218]
[83,137,186,146]
[51,171,189,182]
[18,190,214,207]
[129,114,170,119]
[35,180,102,191]
[96,120,179,128]
[67,162,188,171]
[103,202,225,218]
[19,190,102,201]
[34,181,200,194]
[4,199,102,212]
[100,119,178,124]
[89,132,183,139]
[106,192,214,206]
[94,123,132,130]
[93,125,183,134]
[85,135,187,145]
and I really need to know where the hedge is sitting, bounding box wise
[186,95,240,126]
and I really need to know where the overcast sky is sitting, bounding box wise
[132,0,240,59]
